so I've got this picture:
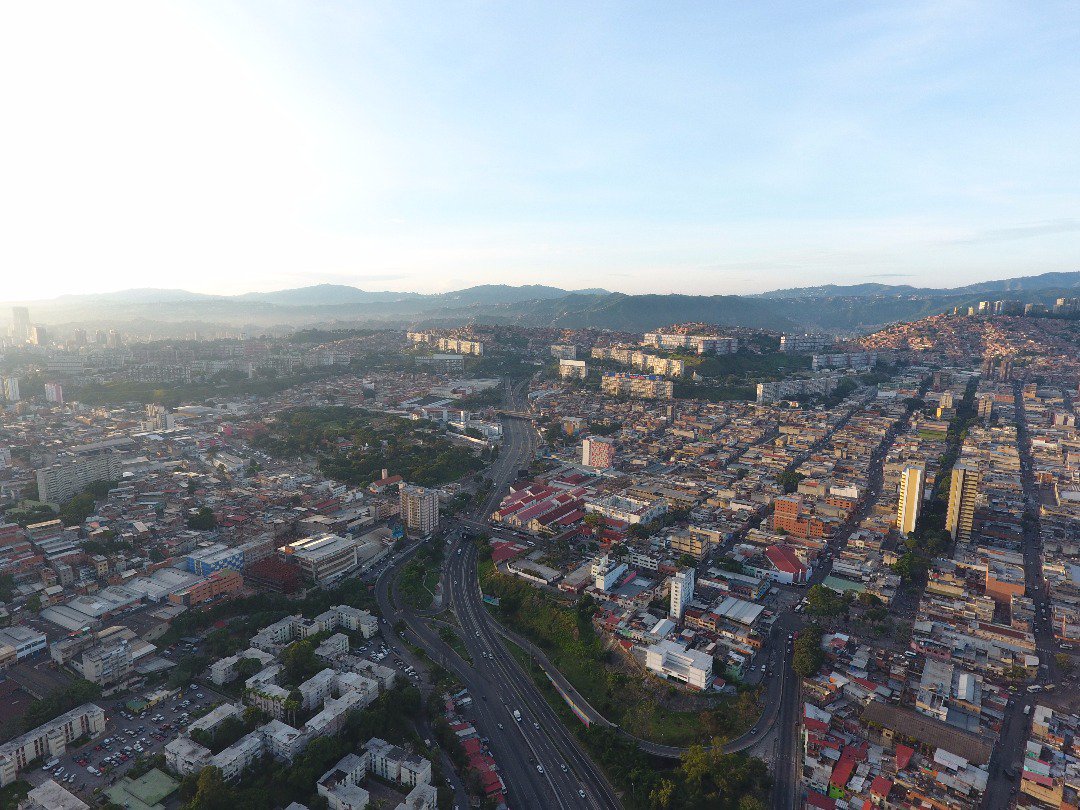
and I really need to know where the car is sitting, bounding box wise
[533,722,540,730]
[579,790,587,799]
[497,723,504,729]
[560,764,568,772]
[536,765,544,774]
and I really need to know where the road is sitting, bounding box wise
[376,378,621,809]
[980,381,1055,807]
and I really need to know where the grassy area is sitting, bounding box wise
[436,624,473,666]
[397,542,445,610]
[0,780,30,810]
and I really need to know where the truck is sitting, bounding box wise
[513,709,522,722]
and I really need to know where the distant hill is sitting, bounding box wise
[4,271,1075,335]
[759,271,1080,299]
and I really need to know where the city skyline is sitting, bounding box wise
[1,2,1079,300]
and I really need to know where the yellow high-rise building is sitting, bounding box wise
[945,463,980,541]
[896,464,925,536]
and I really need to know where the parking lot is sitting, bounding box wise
[26,686,222,798]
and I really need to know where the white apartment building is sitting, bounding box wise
[35,452,123,506]
[0,704,106,786]
[559,359,587,380]
[364,738,432,788]
[669,567,696,622]
[591,555,628,592]
[278,533,359,585]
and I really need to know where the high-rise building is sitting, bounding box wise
[559,359,587,380]
[44,383,63,404]
[399,484,439,536]
[977,395,993,419]
[896,464,925,536]
[29,325,47,346]
[35,453,123,506]
[669,567,695,622]
[10,307,30,343]
[581,436,615,468]
[945,463,980,542]
[1,377,19,403]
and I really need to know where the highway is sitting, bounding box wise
[376,378,622,809]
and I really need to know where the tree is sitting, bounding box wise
[190,766,234,810]
[0,573,14,602]
[583,513,603,529]
[792,626,825,678]
[649,779,676,809]
[681,744,711,791]
[1054,654,1074,674]
[25,594,40,613]
[236,658,264,680]
[149,548,165,563]
[805,585,847,617]
[777,470,804,494]
[187,507,217,531]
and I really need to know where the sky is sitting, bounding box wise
[1,1,1078,300]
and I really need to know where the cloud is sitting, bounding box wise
[950,219,1080,245]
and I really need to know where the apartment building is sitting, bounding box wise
[581,435,615,468]
[559,359,587,379]
[400,484,439,536]
[364,738,432,788]
[600,372,674,400]
[896,464,925,536]
[946,463,980,541]
[35,452,123,506]
[550,344,577,360]
[0,704,106,786]
[669,568,695,621]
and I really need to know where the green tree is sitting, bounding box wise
[187,507,217,531]
[792,626,826,678]
[649,778,676,809]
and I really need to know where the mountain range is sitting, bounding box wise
[6,272,1077,337]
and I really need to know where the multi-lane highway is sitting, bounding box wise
[376,378,622,809]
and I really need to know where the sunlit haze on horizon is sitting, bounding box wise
[1,1,1078,300]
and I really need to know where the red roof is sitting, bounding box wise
[870,776,892,798]
[830,756,855,789]
[805,791,836,810]
[895,744,914,770]
[765,544,808,576]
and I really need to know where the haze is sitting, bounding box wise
[1,1,1078,300]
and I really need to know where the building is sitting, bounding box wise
[780,333,831,353]
[0,703,106,786]
[558,359,587,380]
[945,463,980,542]
[279,534,359,585]
[600,372,674,400]
[364,738,432,788]
[644,639,713,690]
[896,464,925,536]
[30,325,47,346]
[35,453,123,507]
[591,555,628,592]
[2,376,19,402]
[0,626,47,660]
[669,528,718,561]
[550,344,577,360]
[414,354,464,374]
[581,436,615,468]
[185,543,245,576]
[44,382,64,404]
[79,641,133,688]
[400,485,439,536]
[11,306,30,343]
[669,567,695,622]
[23,779,89,810]
[642,332,738,355]
[168,569,244,608]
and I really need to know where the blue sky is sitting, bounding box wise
[1,1,1078,298]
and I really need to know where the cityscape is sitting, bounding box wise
[2,3,1080,810]
[0,285,1076,810]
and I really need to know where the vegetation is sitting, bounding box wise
[792,625,825,678]
[804,584,850,617]
[187,507,217,531]
[253,407,483,487]
[178,686,423,810]
[0,780,31,810]
[397,542,445,610]
[58,479,118,526]
[18,679,101,733]
[479,553,751,746]
[70,367,341,408]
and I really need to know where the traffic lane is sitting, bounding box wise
[453,548,619,810]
